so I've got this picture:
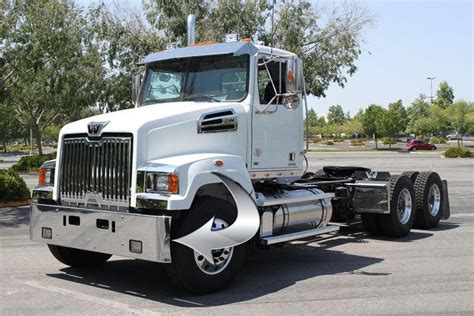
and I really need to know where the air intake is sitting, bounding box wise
[198,110,238,134]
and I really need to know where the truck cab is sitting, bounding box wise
[31,16,450,294]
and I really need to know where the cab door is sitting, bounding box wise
[250,56,303,171]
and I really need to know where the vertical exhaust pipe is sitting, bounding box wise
[187,14,196,46]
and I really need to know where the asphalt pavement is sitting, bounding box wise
[0,152,473,315]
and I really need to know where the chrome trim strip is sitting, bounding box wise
[30,203,171,263]
[249,169,304,179]
[260,224,339,245]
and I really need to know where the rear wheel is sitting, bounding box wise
[377,175,416,237]
[402,171,419,183]
[165,197,246,294]
[48,245,111,268]
[413,172,444,229]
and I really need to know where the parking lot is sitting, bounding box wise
[1,152,473,315]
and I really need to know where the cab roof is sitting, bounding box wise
[139,41,296,65]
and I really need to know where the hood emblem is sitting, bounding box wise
[87,121,109,136]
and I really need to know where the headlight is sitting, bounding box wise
[145,173,179,194]
[38,161,55,186]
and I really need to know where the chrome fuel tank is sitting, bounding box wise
[257,188,333,237]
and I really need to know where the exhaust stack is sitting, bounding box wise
[187,14,196,46]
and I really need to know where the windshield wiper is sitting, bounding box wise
[183,94,220,102]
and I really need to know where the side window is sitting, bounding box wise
[257,59,287,104]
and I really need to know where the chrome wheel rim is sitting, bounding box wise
[428,184,441,216]
[397,188,412,225]
[193,218,233,275]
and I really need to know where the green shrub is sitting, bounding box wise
[349,139,365,146]
[444,147,472,158]
[10,152,56,172]
[430,137,447,144]
[382,140,397,145]
[320,140,334,145]
[0,169,30,201]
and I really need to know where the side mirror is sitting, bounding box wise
[132,74,143,107]
[286,58,303,93]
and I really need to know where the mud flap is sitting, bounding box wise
[441,180,450,220]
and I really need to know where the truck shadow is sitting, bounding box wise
[44,219,459,307]
[47,241,385,307]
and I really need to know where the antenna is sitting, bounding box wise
[271,0,275,56]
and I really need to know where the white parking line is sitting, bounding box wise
[23,280,161,315]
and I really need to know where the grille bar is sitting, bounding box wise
[60,136,132,209]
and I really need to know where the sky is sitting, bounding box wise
[78,0,473,117]
[309,0,473,117]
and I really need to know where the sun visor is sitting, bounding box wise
[138,41,258,65]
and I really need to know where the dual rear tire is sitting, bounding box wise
[361,175,415,237]
[361,171,445,237]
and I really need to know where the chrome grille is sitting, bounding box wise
[60,135,132,209]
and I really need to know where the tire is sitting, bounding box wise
[402,171,419,183]
[412,147,417,152]
[165,197,247,294]
[413,172,444,229]
[361,213,382,235]
[431,146,437,150]
[377,175,416,237]
[48,245,111,268]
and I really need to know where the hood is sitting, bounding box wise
[60,101,240,136]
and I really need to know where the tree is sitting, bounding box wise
[305,108,318,128]
[361,104,385,149]
[1,0,102,154]
[342,119,363,138]
[406,94,430,135]
[446,100,474,147]
[380,100,408,148]
[327,105,346,125]
[0,103,24,152]
[434,81,454,109]
[145,0,374,97]
[88,2,163,111]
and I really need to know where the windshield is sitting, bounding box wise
[139,54,249,105]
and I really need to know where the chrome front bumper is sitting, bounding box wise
[30,203,172,263]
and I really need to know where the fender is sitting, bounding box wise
[134,153,254,210]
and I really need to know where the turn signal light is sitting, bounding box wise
[168,174,179,194]
[38,168,47,186]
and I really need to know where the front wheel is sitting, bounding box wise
[165,197,246,294]
[48,245,111,268]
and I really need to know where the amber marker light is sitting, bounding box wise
[38,168,47,186]
[168,174,179,194]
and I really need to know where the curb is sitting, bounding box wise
[0,199,32,208]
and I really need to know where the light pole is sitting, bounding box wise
[427,77,436,104]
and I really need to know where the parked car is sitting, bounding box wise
[406,140,437,151]
[446,133,461,140]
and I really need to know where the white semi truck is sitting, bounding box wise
[31,15,450,294]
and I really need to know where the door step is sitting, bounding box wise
[260,224,339,245]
